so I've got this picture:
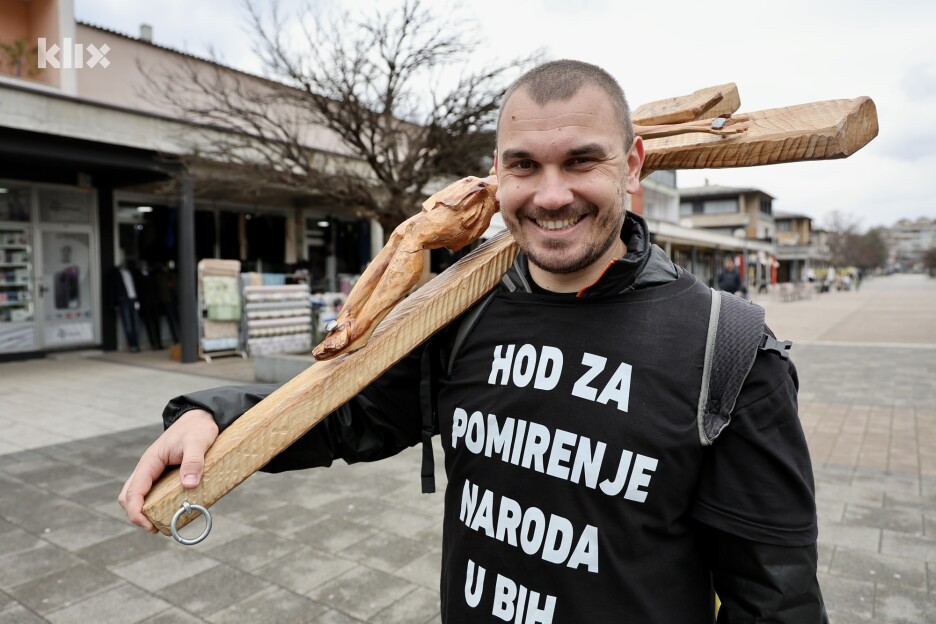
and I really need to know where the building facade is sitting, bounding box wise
[677,184,778,290]
[0,0,380,360]
[884,218,936,271]
[773,211,831,283]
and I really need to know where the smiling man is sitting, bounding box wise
[496,70,639,288]
[120,60,827,623]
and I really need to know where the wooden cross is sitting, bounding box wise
[143,84,878,535]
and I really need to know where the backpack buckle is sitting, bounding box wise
[759,334,793,359]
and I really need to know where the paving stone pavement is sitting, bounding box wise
[0,273,934,623]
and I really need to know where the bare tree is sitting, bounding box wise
[847,228,888,271]
[823,211,888,270]
[924,247,936,276]
[823,210,861,267]
[144,0,534,235]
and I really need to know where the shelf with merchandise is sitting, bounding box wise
[242,284,313,356]
[0,289,30,300]
[0,274,30,284]
[0,306,33,322]
[0,233,29,246]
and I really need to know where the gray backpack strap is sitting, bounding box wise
[697,289,770,445]
[446,289,499,375]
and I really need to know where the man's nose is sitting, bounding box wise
[532,169,574,211]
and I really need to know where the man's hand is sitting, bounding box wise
[118,409,219,533]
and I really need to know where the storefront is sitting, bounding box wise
[0,180,101,354]
[646,216,776,291]
[0,14,383,361]
[106,189,377,353]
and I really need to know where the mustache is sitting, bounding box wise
[520,203,596,221]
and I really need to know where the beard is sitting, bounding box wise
[523,196,628,275]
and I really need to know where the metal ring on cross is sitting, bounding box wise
[170,500,212,546]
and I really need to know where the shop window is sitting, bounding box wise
[703,199,738,215]
[333,219,367,275]
[302,217,372,290]
[245,213,286,268]
[219,211,241,260]
[195,210,216,260]
[39,188,92,224]
[680,201,708,216]
[116,204,177,265]
[0,185,30,221]
[141,209,176,264]
[304,217,330,291]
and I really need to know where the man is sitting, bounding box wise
[717,257,745,296]
[120,60,826,622]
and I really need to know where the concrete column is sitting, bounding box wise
[97,184,117,351]
[178,177,198,363]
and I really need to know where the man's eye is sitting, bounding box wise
[516,160,534,170]
[570,157,593,166]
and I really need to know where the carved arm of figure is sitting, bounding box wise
[312,175,499,360]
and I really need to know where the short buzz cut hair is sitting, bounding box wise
[498,59,634,150]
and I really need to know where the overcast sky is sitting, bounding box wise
[75,0,935,230]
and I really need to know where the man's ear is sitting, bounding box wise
[492,148,501,202]
[624,136,645,195]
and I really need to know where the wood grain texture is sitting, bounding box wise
[642,97,878,172]
[143,232,519,534]
[632,83,740,125]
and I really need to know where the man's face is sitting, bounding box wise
[495,85,643,276]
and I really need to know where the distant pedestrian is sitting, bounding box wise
[717,258,746,296]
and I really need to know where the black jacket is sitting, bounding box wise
[164,214,827,622]
[717,268,744,294]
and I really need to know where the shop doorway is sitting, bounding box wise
[36,227,96,348]
[33,186,100,350]
[115,202,180,350]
